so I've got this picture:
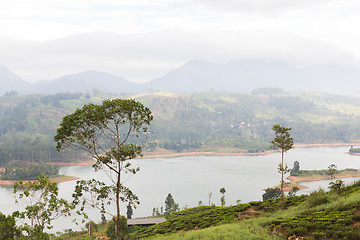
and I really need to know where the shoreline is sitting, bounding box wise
[140,142,360,159]
[0,175,80,186]
[287,169,360,184]
[50,142,358,165]
[141,150,273,159]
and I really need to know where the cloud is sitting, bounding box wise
[184,0,336,14]
[0,30,358,83]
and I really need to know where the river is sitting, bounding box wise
[1,146,359,233]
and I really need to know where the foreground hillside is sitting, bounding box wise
[58,180,360,239]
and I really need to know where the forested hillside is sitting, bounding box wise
[1,90,360,166]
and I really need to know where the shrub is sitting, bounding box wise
[307,188,335,207]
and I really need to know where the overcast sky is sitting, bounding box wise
[1,0,360,83]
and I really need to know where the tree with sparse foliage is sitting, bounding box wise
[270,124,294,209]
[55,98,153,238]
[12,175,73,238]
[328,164,338,181]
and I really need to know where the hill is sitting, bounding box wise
[58,180,360,239]
[0,66,30,95]
[3,59,360,95]
[2,91,360,166]
[145,59,360,94]
[30,71,146,94]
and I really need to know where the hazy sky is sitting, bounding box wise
[1,0,360,82]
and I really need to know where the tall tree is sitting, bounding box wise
[54,98,153,238]
[270,124,294,209]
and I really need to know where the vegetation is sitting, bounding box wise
[1,163,59,180]
[289,168,357,177]
[349,145,360,153]
[4,91,360,238]
[270,124,294,209]
[12,175,74,238]
[2,91,360,167]
[55,98,153,238]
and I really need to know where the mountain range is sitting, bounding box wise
[1,59,360,95]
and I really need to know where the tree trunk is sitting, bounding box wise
[280,150,284,209]
[115,160,121,238]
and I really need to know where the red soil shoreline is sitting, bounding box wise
[0,176,80,186]
[287,170,360,184]
[50,142,359,165]
[3,143,355,187]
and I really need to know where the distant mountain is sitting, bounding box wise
[29,71,146,94]
[0,66,30,95]
[2,59,360,95]
[145,60,360,93]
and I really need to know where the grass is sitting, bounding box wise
[55,180,360,240]
[153,222,281,240]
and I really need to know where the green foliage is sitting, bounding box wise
[1,163,59,180]
[132,204,251,238]
[349,146,360,153]
[289,168,356,177]
[0,212,21,239]
[270,124,294,209]
[289,161,300,176]
[220,187,226,206]
[85,221,98,235]
[270,124,294,153]
[164,193,178,214]
[55,98,152,238]
[307,188,337,207]
[329,179,345,195]
[106,216,129,240]
[72,179,139,222]
[12,175,74,236]
[271,203,360,239]
[262,188,281,201]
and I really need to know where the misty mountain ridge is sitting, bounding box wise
[1,59,360,95]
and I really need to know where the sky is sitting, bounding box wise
[1,0,360,83]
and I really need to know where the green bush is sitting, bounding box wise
[307,188,336,207]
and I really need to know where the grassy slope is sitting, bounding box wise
[139,181,360,240]
[58,181,360,240]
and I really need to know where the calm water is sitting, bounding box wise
[1,146,360,232]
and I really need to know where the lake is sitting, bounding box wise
[1,146,359,232]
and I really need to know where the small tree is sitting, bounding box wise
[55,98,153,238]
[262,188,281,201]
[220,187,226,206]
[328,164,338,181]
[270,124,294,209]
[287,186,300,197]
[329,179,345,195]
[12,175,73,238]
[165,193,178,214]
[85,221,97,237]
[126,203,133,219]
[208,192,212,206]
[290,161,300,176]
